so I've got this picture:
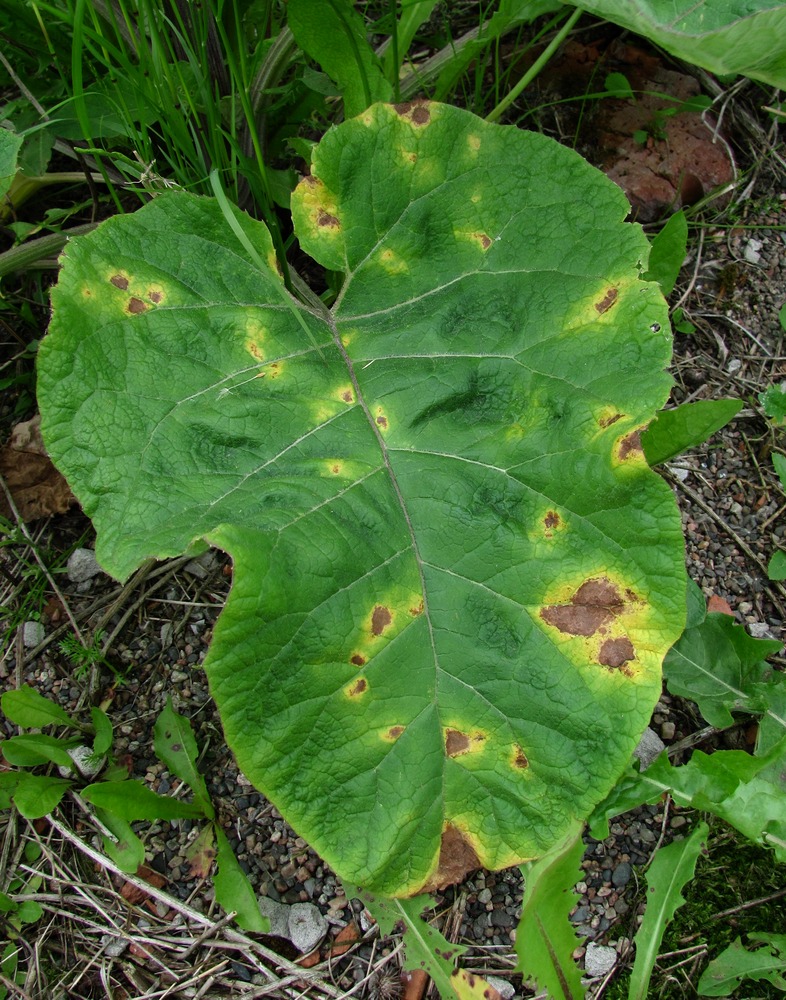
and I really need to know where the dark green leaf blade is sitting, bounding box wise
[641,399,743,466]
[82,780,203,821]
[663,612,784,735]
[698,934,786,996]
[643,210,687,295]
[212,825,268,932]
[768,550,786,581]
[1,734,80,768]
[1,686,76,729]
[562,2,786,89]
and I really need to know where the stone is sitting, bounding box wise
[486,976,515,999]
[258,896,290,938]
[611,862,632,888]
[22,620,45,647]
[67,548,103,583]
[288,903,327,954]
[634,728,665,770]
[585,942,617,978]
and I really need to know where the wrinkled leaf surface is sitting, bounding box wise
[38,101,685,896]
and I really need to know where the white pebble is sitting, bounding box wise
[67,548,103,583]
[585,942,617,977]
[23,620,46,647]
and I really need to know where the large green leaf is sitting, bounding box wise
[566,2,786,90]
[38,101,685,896]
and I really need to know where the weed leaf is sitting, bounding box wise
[1,734,80,769]
[643,210,687,295]
[212,825,269,932]
[514,822,584,1000]
[768,549,786,581]
[761,385,786,426]
[2,772,71,818]
[641,399,743,466]
[663,612,784,747]
[94,807,145,873]
[628,821,708,1000]
[82,779,204,821]
[353,890,500,1000]
[698,933,786,996]
[1,685,76,729]
[153,699,214,818]
[91,707,113,757]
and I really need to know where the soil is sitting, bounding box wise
[1,27,786,1000]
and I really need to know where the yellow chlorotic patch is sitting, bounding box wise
[444,728,487,758]
[337,385,355,405]
[613,426,648,467]
[467,134,481,153]
[378,248,409,275]
[297,175,341,233]
[244,321,268,362]
[561,276,636,334]
[374,407,389,431]
[595,406,627,431]
[470,191,482,204]
[380,725,406,742]
[257,360,282,381]
[344,677,369,699]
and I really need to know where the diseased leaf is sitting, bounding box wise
[628,822,708,1000]
[641,399,743,466]
[698,934,786,996]
[563,1,786,89]
[153,699,213,818]
[38,101,686,896]
[663,612,784,742]
[514,822,584,1000]
[186,823,217,879]
[213,825,269,932]
[1,686,76,729]
[82,779,204,821]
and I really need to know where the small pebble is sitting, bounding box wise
[585,942,617,977]
[22,620,46,647]
[66,548,103,583]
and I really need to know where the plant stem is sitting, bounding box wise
[485,7,583,124]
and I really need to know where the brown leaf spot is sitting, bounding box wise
[409,600,424,616]
[541,577,625,637]
[544,510,560,530]
[371,605,392,636]
[331,464,341,474]
[350,653,367,666]
[302,174,319,187]
[394,100,431,125]
[445,729,470,757]
[341,390,354,403]
[376,415,388,429]
[128,297,147,314]
[595,287,618,314]
[598,636,635,668]
[110,274,129,290]
[475,232,492,250]
[347,678,367,697]
[422,825,481,892]
[513,744,529,769]
[387,725,405,740]
[318,212,340,228]
[599,412,624,428]
[619,430,643,459]
[149,290,163,304]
